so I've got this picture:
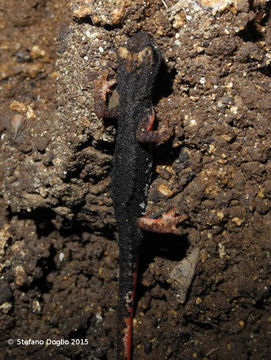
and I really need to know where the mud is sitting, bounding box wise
[0,0,270,359]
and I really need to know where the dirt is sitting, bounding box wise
[0,0,271,359]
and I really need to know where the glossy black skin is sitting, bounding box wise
[111,32,162,359]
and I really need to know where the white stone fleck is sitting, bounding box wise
[139,202,146,209]
[32,299,41,313]
[59,252,65,262]
[190,119,197,126]
[0,302,12,314]
[174,39,181,46]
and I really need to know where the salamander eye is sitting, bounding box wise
[118,46,132,60]
[138,46,154,64]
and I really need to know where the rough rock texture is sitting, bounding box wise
[0,0,270,359]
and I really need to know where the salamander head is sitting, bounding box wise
[117,32,161,99]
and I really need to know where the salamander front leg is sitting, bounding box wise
[93,70,119,119]
[136,109,172,144]
[138,209,187,235]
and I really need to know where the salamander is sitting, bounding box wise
[94,32,186,360]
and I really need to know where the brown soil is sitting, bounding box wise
[0,0,270,359]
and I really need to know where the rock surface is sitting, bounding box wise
[0,0,270,359]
